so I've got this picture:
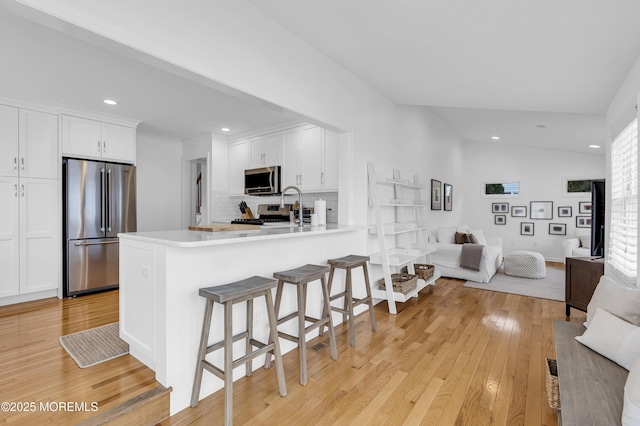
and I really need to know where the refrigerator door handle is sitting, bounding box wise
[107,168,112,232]
[74,240,119,246]
[100,168,106,232]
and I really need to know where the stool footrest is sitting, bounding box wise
[206,330,249,354]
[277,311,299,325]
[329,292,347,302]
[202,360,224,381]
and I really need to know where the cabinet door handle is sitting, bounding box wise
[321,172,324,184]
[299,174,303,186]
[14,184,17,197]
[103,141,106,152]
[97,140,101,152]
[21,158,24,170]
[21,184,24,197]
[13,157,17,170]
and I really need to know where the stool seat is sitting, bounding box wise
[327,255,370,269]
[199,276,277,303]
[273,264,330,283]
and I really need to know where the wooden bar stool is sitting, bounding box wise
[320,255,377,346]
[191,276,287,426]
[264,264,338,385]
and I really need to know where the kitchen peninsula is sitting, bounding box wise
[118,224,365,415]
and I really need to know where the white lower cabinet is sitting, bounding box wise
[0,177,20,297]
[0,177,58,298]
[229,140,249,195]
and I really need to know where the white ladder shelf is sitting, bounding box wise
[367,162,440,314]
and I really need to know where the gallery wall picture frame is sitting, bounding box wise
[431,179,442,210]
[530,201,553,219]
[492,202,509,213]
[558,206,572,217]
[549,223,567,235]
[495,215,506,225]
[576,216,592,228]
[511,206,527,217]
[579,201,592,214]
[444,183,453,211]
[521,222,534,236]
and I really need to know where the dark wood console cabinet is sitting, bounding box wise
[565,256,604,317]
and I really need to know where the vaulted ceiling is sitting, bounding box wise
[3,1,640,152]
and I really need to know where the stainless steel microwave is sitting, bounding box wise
[244,166,281,195]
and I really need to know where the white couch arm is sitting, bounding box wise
[485,236,502,248]
[562,238,580,259]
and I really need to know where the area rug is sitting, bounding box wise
[59,322,129,368]
[463,266,565,301]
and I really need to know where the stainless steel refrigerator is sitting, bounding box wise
[63,158,137,296]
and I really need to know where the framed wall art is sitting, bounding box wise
[495,215,506,225]
[549,223,567,235]
[492,202,509,213]
[530,201,553,219]
[576,216,592,228]
[521,222,534,236]
[511,206,527,217]
[579,201,592,214]
[444,183,453,211]
[431,179,442,210]
[558,206,572,217]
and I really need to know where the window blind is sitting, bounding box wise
[608,117,638,286]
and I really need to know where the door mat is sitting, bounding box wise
[59,322,129,368]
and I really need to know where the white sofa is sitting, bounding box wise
[428,225,503,283]
[562,229,591,262]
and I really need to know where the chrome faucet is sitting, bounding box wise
[280,185,304,228]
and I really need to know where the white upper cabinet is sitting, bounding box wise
[20,109,58,179]
[229,139,249,196]
[0,106,57,179]
[62,114,136,163]
[249,132,281,167]
[282,125,338,192]
[0,105,19,177]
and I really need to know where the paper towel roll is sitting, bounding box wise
[314,199,326,225]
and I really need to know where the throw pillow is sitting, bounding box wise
[623,358,640,426]
[455,232,473,244]
[457,224,470,234]
[437,227,456,244]
[585,275,640,328]
[469,229,488,246]
[575,307,640,370]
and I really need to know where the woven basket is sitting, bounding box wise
[545,357,561,410]
[414,264,435,281]
[379,273,418,294]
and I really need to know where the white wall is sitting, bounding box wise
[461,142,605,261]
[136,134,182,231]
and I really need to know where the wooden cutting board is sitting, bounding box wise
[188,224,261,232]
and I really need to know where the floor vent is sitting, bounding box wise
[310,342,327,352]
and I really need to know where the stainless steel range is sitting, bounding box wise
[231,204,293,225]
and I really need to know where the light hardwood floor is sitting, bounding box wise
[1,267,583,425]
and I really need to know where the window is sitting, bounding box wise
[483,182,519,196]
[608,117,638,286]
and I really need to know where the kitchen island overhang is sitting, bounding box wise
[118,225,367,415]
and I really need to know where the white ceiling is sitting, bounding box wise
[0,8,302,140]
[4,2,640,152]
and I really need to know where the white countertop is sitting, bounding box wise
[118,224,363,247]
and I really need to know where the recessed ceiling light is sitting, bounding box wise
[491,136,500,140]
[221,128,230,132]
[103,99,117,105]
[589,145,601,149]
[536,124,547,128]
